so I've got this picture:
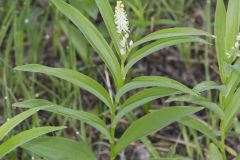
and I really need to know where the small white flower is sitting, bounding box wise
[235,41,240,48]
[120,49,126,56]
[129,40,133,46]
[226,52,231,58]
[114,1,129,34]
[120,38,126,47]
[236,33,240,41]
[24,19,29,24]
[4,96,8,100]
[45,34,50,40]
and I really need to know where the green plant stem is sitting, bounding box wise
[220,122,227,160]
[110,106,116,160]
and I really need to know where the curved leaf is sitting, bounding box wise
[123,37,206,76]
[225,0,240,52]
[178,116,219,147]
[51,0,121,87]
[224,86,240,130]
[15,64,113,109]
[23,137,96,160]
[13,99,110,139]
[113,87,179,125]
[115,106,202,154]
[209,143,223,160]
[94,0,121,56]
[214,0,226,81]
[167,95,225,119]
[131,27,210,48]
[0,126,65,159]
[0,106,49,141]
[115,76,198,101]
[60,20,89,64]
[193,81,226,93]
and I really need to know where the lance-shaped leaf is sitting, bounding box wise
[131,27,210,48]
[115,76,198,101]
[51,0,121,87]
[0,106,49,141]
[193,81,226,93]
[23,137,97,160]
[113,87,179,125]
[95,0,121,57]
[0,126,65,159]
[178,116,219,147]
[115,106,202,154]
[15,64,113,109]
[13,99,110,139]
[225,0,240,52]
[209,143,223,160]
[123,36,206,76]
[167,95,225,119]
[214,0,226,81]
[224,86,240,131]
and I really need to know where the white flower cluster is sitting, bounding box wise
[114,1,133,56]
[115,1,129,34]
[226,33,240,58]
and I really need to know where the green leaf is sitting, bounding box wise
[15,64,113,109]
[131,27,210,48]
[51,0,121,87]
[94,0,121,56]
[123,37,206,76]
[23,137,96,160]
[115,76,198,101]
[13,99,110,139]
[193,81,226,93]
[209,143,223,160]
[167,95,225,119]
[0,127,65,159]
[225,0,240,52]
[115,106,202,154]
[60,20,89,64]
[113,87,179,125]
[69,0,98,19]
[178,116,219,147]
[224,86,240,130]
[0,106,49,141]
[214,0,226,81]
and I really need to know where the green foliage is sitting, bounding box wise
[12,0,206,159]
[0,108,64,159]
[23,137,97,160]
[3,0,240,159]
